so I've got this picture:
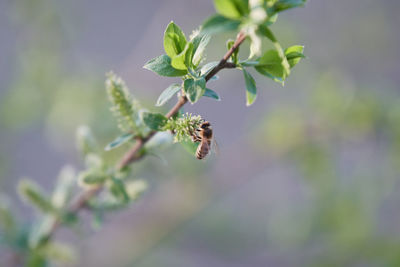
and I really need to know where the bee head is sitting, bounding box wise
[200,121,211,129]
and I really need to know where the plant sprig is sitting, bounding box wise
[1,1,307,265]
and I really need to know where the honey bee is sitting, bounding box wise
[192,121,214,160]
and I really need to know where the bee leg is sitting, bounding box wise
[191,132,201,143]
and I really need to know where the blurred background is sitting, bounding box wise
[1,0,400,266]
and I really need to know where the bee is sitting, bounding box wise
[192,121,214,160]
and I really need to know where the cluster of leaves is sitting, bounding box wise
[75,125,148,213]
[0,167,78,266]
[144,0,305,108]
[144,22,221,105]
[0,125,148,266]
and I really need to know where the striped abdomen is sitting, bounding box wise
[196,139,211,160]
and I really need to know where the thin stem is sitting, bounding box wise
[45,30,247,242]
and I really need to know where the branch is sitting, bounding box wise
[46,30,247,240]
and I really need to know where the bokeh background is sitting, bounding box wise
[1,0,400,266]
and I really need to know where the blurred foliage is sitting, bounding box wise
[248,71,400,266]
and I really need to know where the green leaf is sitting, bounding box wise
[142,112,168,131]
[204,88,221,101]
[105,133,134,151]
[156,83,181,106]
[243,69,257,106]
[254,66,284,85]
[257,49,287,79]
[192,34,211,66]
[51,165,75,209]
[201,14,241,35]
[171,42,193,70]
[269,0,306,14]
[110,177,130,203]
[240,60,259,67]
[185,42,195,69]
[258,26,290,77]
[78,170,108,185]
[214,0,249,19]
[143,54,187,77]
[183,77,206,103]
[285,45,305,68]
[265,13,278,26]
[227,39,239,64]
[200,61,220,76]
[29,215,57,248]
[164,21,187,58]
[18,179,55,214]
[214,0,241,19]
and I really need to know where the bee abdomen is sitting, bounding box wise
[196,142,210,160]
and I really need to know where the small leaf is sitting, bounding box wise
[214,0,241,19]
[240,60,259,67]
[243,69,257,106]
[18,179,55,214]
[171,42,193,70]
[156,83,181,106]
[51,165,75,209]
[201,14,241,35]
[257,49,286,78]
[29,215,57,248]
[185,42,195,69]
[200,61,219,76]
[164,21,187,58]
[265,13,278,26]
[254,66,284,85]
[204,88,221,101]
[183,77,206,103]
[105,133,134,151]
[78,170,108,185]
[214,0,249,19]
[143,54,187,77]
[285,45,305,68]
[227,39,239,64]
[258,26,290,77]
[110,177,130,203]
[269,0,306,15]
[192,34,211,66]
[142,112,168,131]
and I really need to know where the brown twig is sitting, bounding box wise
[45,30,247,241]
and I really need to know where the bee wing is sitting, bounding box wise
[211,135,220,155]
